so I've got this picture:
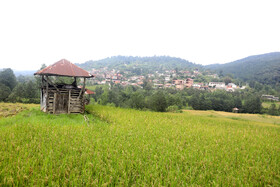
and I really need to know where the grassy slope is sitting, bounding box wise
[0,104,280,186]
[262,101,280,109]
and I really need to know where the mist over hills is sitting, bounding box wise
[0,69,36,77]
[13,70,36,77]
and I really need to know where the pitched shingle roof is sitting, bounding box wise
[34,59,93,78]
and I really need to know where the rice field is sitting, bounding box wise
[0,103,279,186]
[0,103,37,118]
[184,109,280,126]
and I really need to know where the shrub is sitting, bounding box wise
[166,105,181,113]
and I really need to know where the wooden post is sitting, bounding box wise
[78,78,86,99]
[68,90,71,114]
[41,75,44,88]
[46,76,60,93]
[46,76,49,112]
[74,77,77,87]
[41,75,44,110]
[53,92,57,114]
[82,78,86,93]
[82,78,86,113]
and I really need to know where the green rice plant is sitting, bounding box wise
[207,114,216,118]
[86,105,280,186]
[0,104,279,186]
[229,117,249,121]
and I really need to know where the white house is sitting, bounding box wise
[192,83,201,89]
[165,76,170,82]
[209,82,226,89]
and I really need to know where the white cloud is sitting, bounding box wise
[0,0,279,70]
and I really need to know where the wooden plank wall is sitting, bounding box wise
[45,88,84,114]
[69,89,84,113]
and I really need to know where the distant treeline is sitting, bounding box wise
[0,68,40,103]
[91,84,280,115]
[1,68,279,116]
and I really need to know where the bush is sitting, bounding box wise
[166,105,182,113]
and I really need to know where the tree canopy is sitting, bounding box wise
[0,68,17,90]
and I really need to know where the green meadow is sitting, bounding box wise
[262,101,280,109]
[0,103,279,186]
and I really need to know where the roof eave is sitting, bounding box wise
[34,73,94,78]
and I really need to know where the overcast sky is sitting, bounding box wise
[0,0,279,70]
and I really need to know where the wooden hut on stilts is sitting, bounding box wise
[34,59,94,114]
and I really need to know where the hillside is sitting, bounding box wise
[77,56,201,72]
[0,103,280,186]
[206,52,280,86]
[77,53,280,86]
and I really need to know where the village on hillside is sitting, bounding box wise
[88,67,247,92]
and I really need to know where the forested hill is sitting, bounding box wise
[77,56,200,72]
[206,52,280,86]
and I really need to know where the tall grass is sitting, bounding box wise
[0,104,279,186]
[87,105,280,186]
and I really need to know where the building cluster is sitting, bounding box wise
[89,68,245,92]
[261,95,279,101]
[207,82,246,92]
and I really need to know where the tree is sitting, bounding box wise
[249,81,256,88]
[40,64,47,70]
[129,91,145,109]
[243,96,262,114]
[143,78,153,91]
[223,76,232,85]
[0,83,11,101]
[189,94,200,110]
[99,90,109,105]
[108,89,120,107]
[233,97,242,109]
[150,91,167,112]
[25,80,38,99]
[0,68,17,90]
[218,70,223,77]
[199,94,212,110]
[7,80,40,103]
[7,83,25,102]
[254,82,263,91]
[93,86,104,102]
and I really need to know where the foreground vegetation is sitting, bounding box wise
[0,103,279,185]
